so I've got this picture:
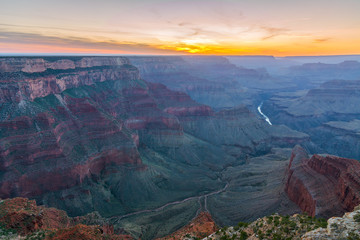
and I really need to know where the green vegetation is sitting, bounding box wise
[209,213,328,240]
[237,222,249,228]
[348,231,360,240]
[25,230,47,240]
[0,225,17,237]
[353,212,360,223]
[239,231,248,240]
[266,216,273,224]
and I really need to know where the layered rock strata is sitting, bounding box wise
[285,146,360,217]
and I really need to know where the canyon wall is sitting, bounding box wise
[0,56,311,239]
[285,145,360,217]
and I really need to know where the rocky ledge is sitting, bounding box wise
[0,56,130,73]
[303,205,360,239]
[0,57,139,102]
[157,212,218,240]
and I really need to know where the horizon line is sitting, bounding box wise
[1,53,360,58]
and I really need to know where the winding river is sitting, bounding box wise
[257,102,272,125]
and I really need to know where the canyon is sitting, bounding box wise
[264,79,360,159]
[0,56,308,239]
[1,55,360,239]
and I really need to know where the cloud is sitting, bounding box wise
[0,30,176,54]
[0,23,134,36]
[260,26,289,40]
[313,38,331,43]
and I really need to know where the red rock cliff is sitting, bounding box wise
[0,56,212,218]
[285,145,360,217]
[0,57,130,73]
[0,57,138,103]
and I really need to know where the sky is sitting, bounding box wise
[0,0,359,56]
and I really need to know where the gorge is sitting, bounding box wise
[1,55,360,239]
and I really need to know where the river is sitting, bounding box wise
[257,102,272,125]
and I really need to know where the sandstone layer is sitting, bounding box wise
[285,146,360,217]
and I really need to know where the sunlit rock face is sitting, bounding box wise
[0,57,129,73]
[0,57,137,102]
[285,145,360,218]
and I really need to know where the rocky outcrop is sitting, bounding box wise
[0,57,129,73]
[285,146,360,217]
[303,205,360,240]
[285,146,316,216]
[202,204,360,240]
[204,212,328,240]
[0,197,131,239]
[0,57,138,103]
[157,212,218,240]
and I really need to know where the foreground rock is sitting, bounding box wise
[203,212,327,240]
[285,146,360,217]
[202,205,360,240]
[0,197,131,239]
[157,212,218,240]
[303,206,360,239]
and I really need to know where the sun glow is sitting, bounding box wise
[1,0,360,56]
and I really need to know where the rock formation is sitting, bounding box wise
[157,212,218,240]
[264,80,360,159]
[0,56,311,239]
[303,205,360,240]
[0,197,131,239]
[285,146,360,217]
[288,61,360,84]
[128,56,264,108]
[203,212,327,240]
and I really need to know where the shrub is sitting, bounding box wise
[347,231,360,240]
[238,222,249,228]
[353,213,360,223]
[289,221,297,230]
[239,231,248,240]
[272,233,283,240]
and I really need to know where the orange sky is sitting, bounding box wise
[1,0,360,56]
